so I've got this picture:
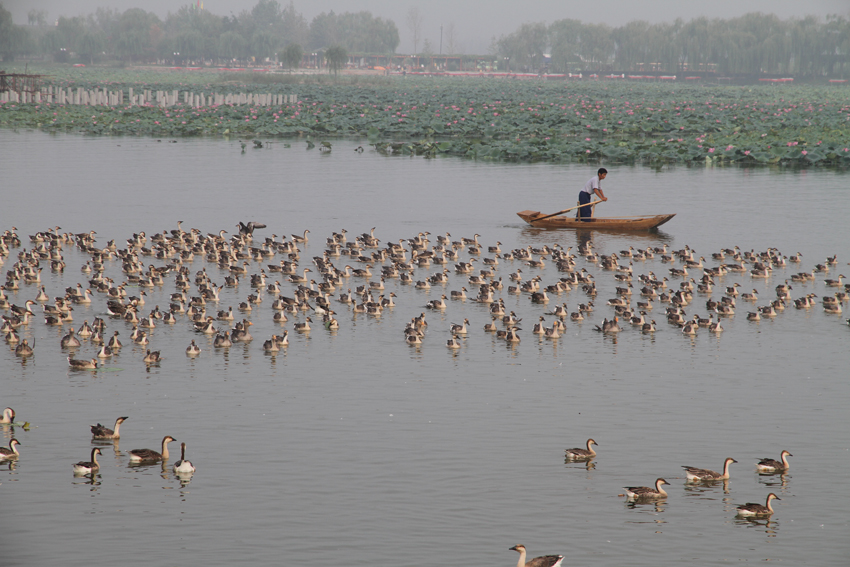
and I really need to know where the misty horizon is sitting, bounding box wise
[4,0,848,54]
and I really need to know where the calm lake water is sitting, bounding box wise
[1,130,849,567]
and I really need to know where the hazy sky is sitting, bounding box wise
[5,0,849,53]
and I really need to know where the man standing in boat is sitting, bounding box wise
[578,168,608,221]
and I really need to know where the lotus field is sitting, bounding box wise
[2,70,849,167]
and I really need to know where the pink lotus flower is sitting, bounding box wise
[801,150,808,155]
[708,148,715,153]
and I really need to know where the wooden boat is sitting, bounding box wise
[517,210,675,230]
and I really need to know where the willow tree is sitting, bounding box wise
[250,29,278,62]
[279,42,302,69]
[495,22,548,72]
[549,18,583,73]
[324,45,347,75]
[218,30,248,63]
[612,20,650,72]
[578,23,614,72]
[77,30,106,64]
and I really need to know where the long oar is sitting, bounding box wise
[534,200,603,222]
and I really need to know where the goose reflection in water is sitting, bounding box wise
[734,516,780,535]
[682,478,731,497]
[563,459,596,471]
[71,472,102,488]
[757,472,790,490]
[626,500,667,515]
[175,470,194,487]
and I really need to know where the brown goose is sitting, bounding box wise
[757,450,792,472]
[736,493,780,517]
[91,416,128,440]
[624,478,669,500]
[565,438,598,460]
[509,545,563,567]
[128,435,175,463]
[68,356,98,370]
[682,457,737,481]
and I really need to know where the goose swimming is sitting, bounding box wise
[508,544,563,567]
[532,316,546,335]
[450,318,470,335]
[73,447,103,475]
[543,325,561,339]
[565,438,598,460]
[682,457,737,481]
[595,316,621,333]
[0,407,15,424]
[213,333,232,348]
[173,442,196,474]
[128,435,176,463]
[143,350,162,364]
[405,332,422,345]
[60,328,81,348]
[91,416,128,440]
[736,493,780,518]
[0,438,21,460]
[757,450,792,472]
[186,340,201,355]
[294,317,313,332]
[68,356,98,370]
[624,478,669,500]
[107,331,122,349]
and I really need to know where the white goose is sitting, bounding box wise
[172,442,196,474]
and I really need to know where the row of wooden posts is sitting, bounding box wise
[0,87,298,107]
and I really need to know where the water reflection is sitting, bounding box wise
[682,478,731,497]
[174,471,194,488]
[757,472,790,490]
[625,500,667,516]
[4,133,850,566]
[732,517,780,535]
[519,227,674,245]
[71,473,102,489]
[563,457,596,472]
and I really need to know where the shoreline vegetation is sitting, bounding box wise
[1,65,848,168]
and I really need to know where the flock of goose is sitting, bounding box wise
[0,409,194,479]
[2,222,831,563]
[507,443,793,567]
[1,223,846,368]
[576,436,791,515]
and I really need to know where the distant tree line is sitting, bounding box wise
[494,13,850,77]
[0,0,399,64]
